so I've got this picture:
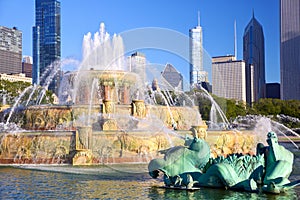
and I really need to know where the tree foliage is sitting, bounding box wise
[0,80,54,106]
[253,98,300,119]
[190,88,300,123]
[0,80,31,105]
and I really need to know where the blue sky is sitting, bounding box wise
[0,0,279,83]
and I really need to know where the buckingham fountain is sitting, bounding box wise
[0,23,299,196]
[0,23,213,165]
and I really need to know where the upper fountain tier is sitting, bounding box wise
[81,23,126,71]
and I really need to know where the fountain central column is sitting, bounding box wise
[104,85,110,100]
[101,99,118,130]
[123,85,130,104]
[76,126,93,149]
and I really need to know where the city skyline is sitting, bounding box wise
[0,0,280,83]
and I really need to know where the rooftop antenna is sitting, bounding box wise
[234,20,237,59]
[197,11,200,27]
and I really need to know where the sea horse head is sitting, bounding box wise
[188,137,202,151]
[188,135,211,169]
[266,131,278,147]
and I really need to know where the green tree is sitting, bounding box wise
[198,95,211,121]
[226,99,247,120]
[0,80,31,105]
[0,80,54,106]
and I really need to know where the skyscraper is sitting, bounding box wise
[266,83,280,99]
[243,12,266,105]
[127,52,146,84]
[33,0,61,93]
[0,26,22,74]
[22,56,33,78]
[280,0,300,100]
[161,63,183,91]
[189,13,208,86]
[212,55,246,102]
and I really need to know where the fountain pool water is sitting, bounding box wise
[0,156,299,199]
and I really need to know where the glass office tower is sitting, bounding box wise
[189,11,211,87]
[280,0,300,100]
[33,0,61,93]
[189,13,210,88]
[243,13,266,105]
[189,24,203,86]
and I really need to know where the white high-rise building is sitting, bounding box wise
[212,55,246,102]
[189,13,208,86]
[127,52,146,84]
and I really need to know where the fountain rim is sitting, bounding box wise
[65,69,139,84]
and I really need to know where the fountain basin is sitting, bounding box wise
[0,129,258,165]
[0,131,76,164]
[22,103,201,131]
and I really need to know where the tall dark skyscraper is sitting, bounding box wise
[280,0,300,100]
[33,0,61,93]
[243,13,266,105]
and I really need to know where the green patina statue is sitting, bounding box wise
[148,135,210,182]
[260,131,295,193]
[148,131,299,194]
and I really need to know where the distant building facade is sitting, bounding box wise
[0,73,32,83]
[199,82,212,93]
[266,83,280,99]
[280,0,300,100]
[127,52,146,84]
[161,63,183,91]
[212,55,246,102]
[189,14,208,86]
[22,56,33,78]
[243,13,266,104]
[33,0,61,93]
[0,26,22,74]
[151,78,159,91]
